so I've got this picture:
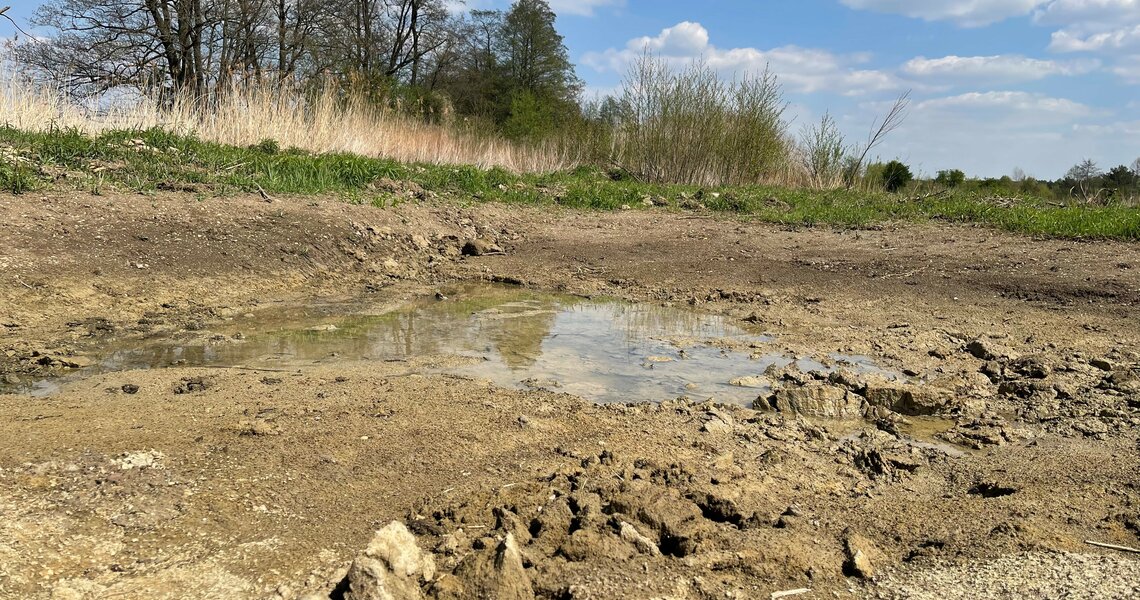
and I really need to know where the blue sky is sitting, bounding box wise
[4,0,1138,178]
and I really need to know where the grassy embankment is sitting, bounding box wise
[2,125,1139,241]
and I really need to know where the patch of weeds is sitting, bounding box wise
[0,161,39,193]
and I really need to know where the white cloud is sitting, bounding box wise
[1034,0,1140,30]
[1111,55,1140,81]
[548,0,624,17]
[1050,24,1140,51]
[1073,119,1140,135]
[839,0,1046,26]
[915,91,1092,117]
[902,54,1100,82]
[867,90,1126,177]
[581,21,902,96]
[1036,0,1140,58]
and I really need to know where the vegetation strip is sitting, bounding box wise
[2,126,1138,241]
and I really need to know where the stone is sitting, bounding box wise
[862,383,953,416]
[410,234,430,250]
[173,376,214,394]
[343,521,436,600]
[843,531,880,579]
[767,383,866,418]
[729,375,769,388]
[112,450,164,471]
[453,534,533,600]
[1090,358,1115,372]
[121,384,140,394]
[700,410,735,434]
[382,258,401,275]
[966,339,1018,361]
[59,356,94,369]
[1010,355,1051,379]
[619,521,662,556]
[461,239,503,257]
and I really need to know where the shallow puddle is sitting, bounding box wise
[7,285,898,405]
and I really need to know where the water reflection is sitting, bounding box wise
[4,285,896,405]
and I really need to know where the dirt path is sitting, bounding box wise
[1,191,1138,599]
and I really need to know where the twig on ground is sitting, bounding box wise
[16,278,34,290]
[200,365,292,373]
[907,189,951,202]
[771,589,812,600]
[256,184,274,202]
[1085,540,1140,554]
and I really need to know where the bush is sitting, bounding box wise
[935,169,965,188]
[881,160,913,192]
[609,53,791,186]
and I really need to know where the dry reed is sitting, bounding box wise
[0,69,577,172]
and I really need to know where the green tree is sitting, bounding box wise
[1105,165,1137,188]
[500,0,580,102]
[502,90,555,141]
[934,169,965,188]
[497,0,581,137]
[881,160,913,193]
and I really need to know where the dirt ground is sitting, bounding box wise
[1,189,1139,599]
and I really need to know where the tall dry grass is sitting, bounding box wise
[0,69,578,172]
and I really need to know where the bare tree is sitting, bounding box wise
[1066,158,1103,204]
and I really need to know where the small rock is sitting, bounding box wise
[112,450,164,471]
[700,411,735,434]
[173,376,214,394]
[1090,358,1115,372]
[344,522,436,600]
[1010,355,1051,379]
[767,383,866,419]
[382,258,402,275]
[619,521,661,556]
[461,239,503,257]
[59,356,94,369]
[729,375,769,388]
[236,420,280,436]
[121,384,140,394]
[410,234,430,250]
[843,531,880,579]
[862,382,953,416]
[966,339,1017,361]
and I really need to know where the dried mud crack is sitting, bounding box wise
[1,191,1139,599]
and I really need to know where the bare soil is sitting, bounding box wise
[1,190,1138,599]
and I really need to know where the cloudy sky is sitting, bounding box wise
[4,0,1138,178]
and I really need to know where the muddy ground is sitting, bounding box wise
[1,190,1139,599]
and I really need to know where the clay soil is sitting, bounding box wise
[1,190,1139,599]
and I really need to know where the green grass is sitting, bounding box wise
[2,125,1138,240]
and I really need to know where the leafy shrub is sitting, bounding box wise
[881,160,913,192]
[935,169,965,188]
